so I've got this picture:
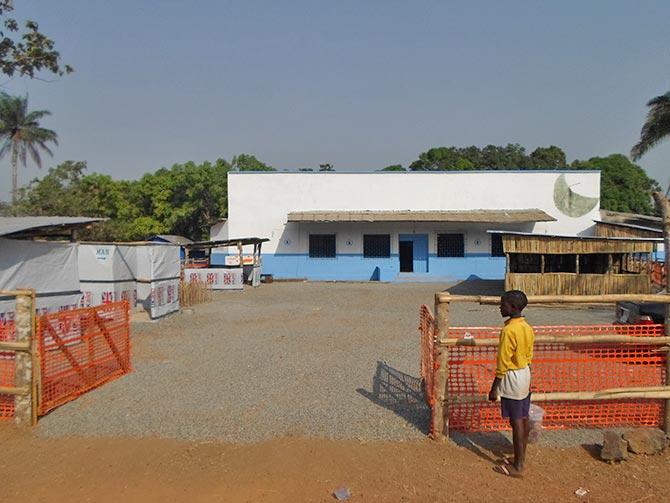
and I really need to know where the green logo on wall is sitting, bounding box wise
[553,174,599,218]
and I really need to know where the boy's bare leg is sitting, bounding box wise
[510,418,526,473]
[523,417,530,451]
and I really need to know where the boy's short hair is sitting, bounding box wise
[502,290,528,312]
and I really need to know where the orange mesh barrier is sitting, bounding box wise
[419,305,436,410]
[38,301,131,415]
[444,324,666,431]
[651,261,665,289]
[0,319,16,419]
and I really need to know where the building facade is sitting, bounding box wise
[211,170,601,282]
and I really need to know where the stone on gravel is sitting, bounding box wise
[623,428,669,455]
[601,431,629,461]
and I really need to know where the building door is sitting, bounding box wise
[399,234,429,273]
[399,241,414,272]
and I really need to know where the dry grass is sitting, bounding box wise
[179,279,212,307]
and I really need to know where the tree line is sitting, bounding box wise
[383,144,660,216]
[1,143,660,242]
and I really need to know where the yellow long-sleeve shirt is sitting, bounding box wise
[495,317,535,378]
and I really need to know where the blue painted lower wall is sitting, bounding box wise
[211,252,506,282]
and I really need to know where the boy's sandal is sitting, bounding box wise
[493,464,523,479]
[497,456,512,465]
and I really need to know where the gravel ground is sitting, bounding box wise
[36,281,616,447]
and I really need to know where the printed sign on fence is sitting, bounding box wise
[149,279,180,318]
[80,281,138,309]
[183,267,244,290]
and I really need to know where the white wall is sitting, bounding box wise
[214,171,601,253]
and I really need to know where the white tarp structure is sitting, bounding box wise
[78,244,138,309]
[0,238,81,325]
[135,245,180,318]
[79,243,180,319]
[183,267,244,290]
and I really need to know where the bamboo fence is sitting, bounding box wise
[429,292,670,441]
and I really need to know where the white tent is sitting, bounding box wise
[0,238,81,324]
[78,242,180,319]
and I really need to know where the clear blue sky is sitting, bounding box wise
[2,0,670,200]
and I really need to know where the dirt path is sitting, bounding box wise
[2,427,668,503]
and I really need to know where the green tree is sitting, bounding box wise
[319,163,334,171]
[530,145,567,168]
[231,153,274,171]
[0,93,58,204]
[129,159,230,240]
[479,143,530,168]
[382,164,405,171]
[571,154,659,215]
[14,158,232,241]
[409,144,534,171]
[0,1,72,78]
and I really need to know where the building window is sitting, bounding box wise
[579,254,609,274]
[437,233,465,257]
[363,234,391,258]
[309,234,336,258]
[509,253,541,273]
[491,234,505,257]
[544,254,576,273]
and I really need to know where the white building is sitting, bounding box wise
[211,170,601,282]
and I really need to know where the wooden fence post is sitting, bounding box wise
[655,191,670,435]
[14,292,33,426]
[433,293,450,440]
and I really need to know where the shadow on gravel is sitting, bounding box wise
[444,279,505,296]
[356,361,430,434]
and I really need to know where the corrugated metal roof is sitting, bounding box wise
[287,209,556,223]
[488,230,662,242]
[0,216,105,237]
[148,234,193,245]
[598,210,662,230]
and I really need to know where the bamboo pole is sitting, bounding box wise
[0,341,31,352]
[31,290,38,426]
[436,293,670,305]
[14,293,33,426]
[0,385,31,396]
[439,335,670,347]
[432,294,450,440]
[448,387,670,403]
[0,289,34,297]
[665,306,670,435]
[653,191,670,435]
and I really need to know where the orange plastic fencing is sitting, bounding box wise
[420,304,668,433]
[38,301,131,415]
[651,261,665,289]
[0,317,17,419]
[419,304,436,410]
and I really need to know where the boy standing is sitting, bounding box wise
[488,290,535,478]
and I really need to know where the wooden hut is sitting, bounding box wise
[498,231,661,295]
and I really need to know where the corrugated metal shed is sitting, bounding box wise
[287,209,556,223]
[0,216,105,238]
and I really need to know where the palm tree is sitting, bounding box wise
[631,91,670,162]
[631,91,670,292]
[0,93,58,204]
